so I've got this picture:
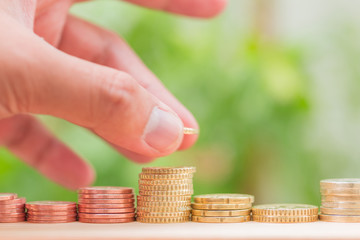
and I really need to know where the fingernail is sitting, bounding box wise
[143,107,183,152]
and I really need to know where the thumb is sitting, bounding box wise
[1,28,184,158]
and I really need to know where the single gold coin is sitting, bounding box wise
[137,200,190,207]
[139,179,193,186]
[252,204,319,216]
[142,167,196,175]
[137,211,190,218]
[139,184,193,191]
[253,215,318,223]
[191,215,250,223]
[137,216,189,223]
[320,207,360,215]
[322,195,360,202]
[322,201,360,209]
[320,179,360,189]
[319,214,360,223]
[191,203,252,210]
[192,209,251,217]
[137,195,191,202]
[139,173,194,180]
[194,194,254,204]
[321,188,360,196]
[139,189,193,196]
[137,206,191,212]
[183,128,199,135]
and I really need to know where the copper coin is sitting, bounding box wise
[0,204,25,210]
[0,193,17,201]
[27,210,77,216]
[78,213,135,219]
[78,187,134,194]
[78,203,134,209]
[78,208,135,214]
[79,217,135,223]
[27,219,76,223]
[26,201,76,211]
[0,197,26,205]
[0,208,25,214]
[78,198,134,204]
[27,215,77,221]
[0,212,25,217]
[79,193,134,199]
[0,216,25,223]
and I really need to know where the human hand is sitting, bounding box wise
[0,0,226,189]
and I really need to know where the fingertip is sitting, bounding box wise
[200,0,227,18]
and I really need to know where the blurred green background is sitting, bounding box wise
[1,0,360,205]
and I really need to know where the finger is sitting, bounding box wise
[58,15,198,152]
[1,17,184,158]
[119,0,226,18]
[0,115,95,190]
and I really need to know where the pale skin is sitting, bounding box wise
[0,0,226,189]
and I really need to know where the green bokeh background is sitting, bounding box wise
[1,0,359,205]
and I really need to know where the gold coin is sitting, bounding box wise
[253,215,318,223]
[139,189,193,196]
[252,204,319,216]
[320,207,360,215]
[137,216,189,223]
[137,206,191,212]
[320,179,360,189]
[137,211,190,218]
[137,195,191,202]
[142,167,196,175]
[191,215,250,223]
[322,201,360,209]
[137,200,190,207]
[194,194,254,204]
[139,184,193,191]
[191,203,252,210]
[319,214,360,223]
[321,188,360,196]
[322,195,360,202]
[183,128,199,135]
[139,173,194,180]
[191,209,251,217]
[139,179,193,186]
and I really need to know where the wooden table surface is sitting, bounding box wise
[1,221,360,240]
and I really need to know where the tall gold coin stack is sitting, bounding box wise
[0,193,26,223]
[191,194,254,223]
[137,167,195,223]
[252,204,318,223]
[320,178,360,223]
[78,187,136,223]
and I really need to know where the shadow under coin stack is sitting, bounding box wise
[137,167,195,223]
[191,194,253,223]
[252,204,318,223]
[26,201,77,223]
[78,187,135,223]
[320,178,360,223]
[0,193,26,223]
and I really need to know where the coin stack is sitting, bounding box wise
[137,167,195,223]
[78,187,135,223]
[26,201,77,223]
[252,204,318,223]
[0,193,26,223]
[191,194,253,223]
[320,178,360,223]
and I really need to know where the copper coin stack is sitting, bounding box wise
[320,178,360,222]
[26,201,77,223]
[78,187,135,223]
[137,167,195,223]
[0,193,26,223]
[191,194,253,223]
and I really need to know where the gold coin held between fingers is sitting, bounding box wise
[191,209,251,217]
[252,204,319,216]
[183,128,199,135]
[191,215,250,223]
[191,203,252,210]
[194,194,254,204]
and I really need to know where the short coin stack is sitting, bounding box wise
[137,167,195,223]
[0,193,26,223]
[78,187,135,223]
[191,194,253,223]
[252,204,318,223]
[26,201,77,223]
[320,178,360,223]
